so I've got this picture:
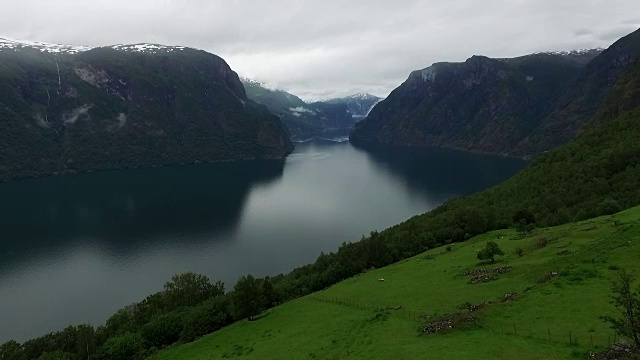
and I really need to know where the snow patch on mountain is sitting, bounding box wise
[536,48,605,56]
[347,93,379,100]
[0,36,194,55]
[241,77,283,92]
[111,44,187,53]
[0,37,91,54]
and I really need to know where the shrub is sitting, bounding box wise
[477,241,504,263]
[597,198,622,216]
[180,296,231,342]
[96,332,144,360]
[515,247,524,257]
[141,312,183,348]
[535,237,548,249]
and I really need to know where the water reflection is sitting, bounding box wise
[0,160,285,254]
[353,143,526,200]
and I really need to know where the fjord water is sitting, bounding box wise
[0,137,525,342]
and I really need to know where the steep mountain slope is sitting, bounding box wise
[367,56,640,249]
[0,40,293,180]
[513,28,640,155]
[325,93,382,121]
[350,50,600,155]
[241,78,355,137]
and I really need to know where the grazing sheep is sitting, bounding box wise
[378,278,385,282]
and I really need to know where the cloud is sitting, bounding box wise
[574,28,593,37]
[0,0,638,99]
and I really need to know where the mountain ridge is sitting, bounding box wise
[0,42,293,180]
[349,42,631,156]
[350,50,602,155]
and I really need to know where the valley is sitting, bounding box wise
[0,8,639,360]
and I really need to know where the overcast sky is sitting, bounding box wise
[1,0,639,100]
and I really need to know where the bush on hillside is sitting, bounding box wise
[180,296,232,342]
[94,332,144,360]
[141,312,183,349]
[477,241,505,264]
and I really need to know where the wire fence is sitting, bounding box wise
[488,322,620,350]
[308,294,620,350]
[309,294,426,321]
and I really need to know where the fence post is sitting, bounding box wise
[513,324,517,336]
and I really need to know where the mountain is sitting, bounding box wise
[241,78,355,137]
[324,93,383,121]
[350,48,606,155]
[0,38,293,180]
[513,28,640,155]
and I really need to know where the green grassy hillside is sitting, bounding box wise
[151,206,640,360]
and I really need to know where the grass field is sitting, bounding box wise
[150,206,640,360]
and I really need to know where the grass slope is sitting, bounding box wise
[151,206,640,360]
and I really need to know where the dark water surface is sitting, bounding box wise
[0,138,525,342]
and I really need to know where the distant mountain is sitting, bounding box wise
[324,93,383,121]
[351,48,603,155]
[0,38,293,180]
[241,78,355,137]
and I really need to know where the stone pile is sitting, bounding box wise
[462,266,513,284]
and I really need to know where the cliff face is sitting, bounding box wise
[351,52,593,155]
[0,43,293,180]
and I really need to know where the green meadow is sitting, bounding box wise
[150,206,640,360]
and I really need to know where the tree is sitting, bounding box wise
[36,351,74,360]
[513,209,536,234]
[76,325,96,360]
[95,332,144,360]
[163,272,224,309]
[231,275,263,321]
[180,296,231,342]
[602,271,640,347]
[140,312,183,348]
[0,340,26,360]
[261,277,278,309]
[477,241,504,264]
